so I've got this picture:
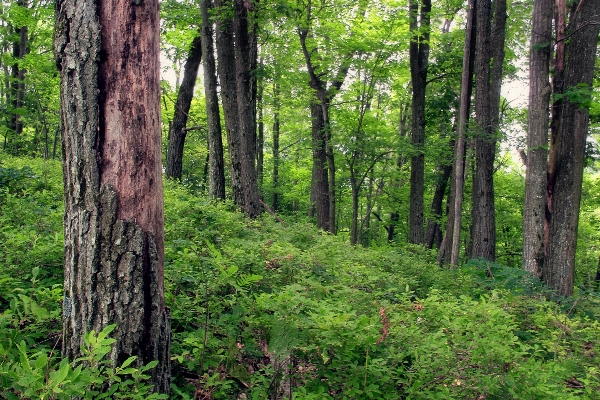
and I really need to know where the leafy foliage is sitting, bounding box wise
[2,157,600,399]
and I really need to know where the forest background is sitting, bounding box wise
[1,0,600,398]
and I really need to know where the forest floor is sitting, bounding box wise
[1,156,600,399]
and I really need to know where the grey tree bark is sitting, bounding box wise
[165,34,202,180]
[408,0,432,245]
[544,0,600,296]
[215,0,261,217]
[523,0,552,277]
[438,0,475,266]
[7,0,28,155]
[470,0,505,261]
[200,0,226,200]
[55,0,170,392]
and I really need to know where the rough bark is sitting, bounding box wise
[272,80,281,211]
[165,34,202,180]
[215,0,244,206]
[8,0,27,155]
[200,0,226,200]
[408,0,432,245]
[425,153,453,249]
[257,67,264,187]
[523,0,552,277]
[309,101,330,231]
[545,0,600,296]
[470,0,496,261]
[233,0,261,217]
[55,0,170,393]
[438,0,475,266]
[215,0,261,217]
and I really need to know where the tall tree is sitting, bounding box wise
[55,0,170,392]
[298,23,348,232]
[297,0,367,232]
[271,78,281,211]
[544,0,600,296]
[215,0,261,217]
[470,0,506,261]
[7,0,28,155]
[408,0,432,244]
[523,0,552,277]
[438,0,476,266]
[200,0,226,200]
[165,34,202,180]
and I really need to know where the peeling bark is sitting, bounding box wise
[55,0,170,392]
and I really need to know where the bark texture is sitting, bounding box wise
[523,0,552,277]
[272,80,281,211]
[470,0,500,261]
[7,0,28,155]
[545,1,600,296]
[215,0,261,217]
[165,34,202,180]
[438,0,475,266]
[233,0,261,217]
[309,101,330,231]
[200,0,226,200]
[408,0,431,245]
[215,0,243,206]
[55,0,170,392]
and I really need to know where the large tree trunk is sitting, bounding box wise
[544,1,600,296]
[55,0,170,393]
[165,34,202,180]
[272,80,281,211]
[200,0,226,200]
[232,0,261,217]
[256,64,264,187]
[470,0,497,261]
[438,0,476,266]
[8,0,28,155]
[215,0,244,206]
[408,0,432,245]
[215,0,261,217]
[309,101,330,231]
[523,0,552,277]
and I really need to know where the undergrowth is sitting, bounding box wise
[0,156,599,399]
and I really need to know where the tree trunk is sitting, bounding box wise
[165,34,202,180]
[200,0,226,200]
[544,0,600,296]
[408,0,432,245]
[523,0,552,277]
[257,63,264,187]
[233,0,261,217]
[55,0,170,392]
[438,0,475,266]
[272,80,281,211]
[310,101,330,231]
[425,154,452,249]
[215,0,244,206]
[470,0,497,261]
[8,1,28,155]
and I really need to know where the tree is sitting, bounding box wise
[7,0,28,155]
[544,0,600,295]
[165,33,203,180]
[55,0,170,392]
[470,0,506,261]
[438,0,475,266]
[215,0,261,218]
[408,0,431,245]
[523,0,552,277]
[199,0,226,200]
